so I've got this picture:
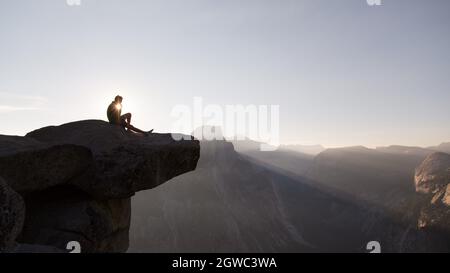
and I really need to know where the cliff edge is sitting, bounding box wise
[0,120,200,252]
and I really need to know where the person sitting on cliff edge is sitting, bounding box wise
[107,95,153,136]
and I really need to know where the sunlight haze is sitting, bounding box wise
[1,0,449,148]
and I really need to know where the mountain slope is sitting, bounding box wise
[232,139,315,177]
[307,146,431,210]
[129,140,435,252]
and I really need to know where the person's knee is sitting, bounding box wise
[121,113,131,120]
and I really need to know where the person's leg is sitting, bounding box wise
[120,113,132,131]
[121,113,131,125]
[125,113,132,125]
[120,113,153,135]
[125,124,149,134]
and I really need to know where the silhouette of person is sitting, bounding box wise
[107,95,153,135]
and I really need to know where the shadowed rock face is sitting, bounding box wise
[0,177,25,252]
[18,186,131,252]
[0,120,200,252]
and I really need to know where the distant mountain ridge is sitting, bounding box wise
[429,142,450,154]
[278,144,325,155]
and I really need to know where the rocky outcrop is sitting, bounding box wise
[415,152,450,232]
[0,120,200,252]
[415,152,450,194]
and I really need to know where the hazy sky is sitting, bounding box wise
[1,0,449,147]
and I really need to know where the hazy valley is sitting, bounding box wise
[130,136,450,252]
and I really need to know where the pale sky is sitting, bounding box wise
[0,0,449,148]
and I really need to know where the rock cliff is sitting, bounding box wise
[414,152,450,232]
[0,120,200,252]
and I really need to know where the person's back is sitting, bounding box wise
[107,99,121,125]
